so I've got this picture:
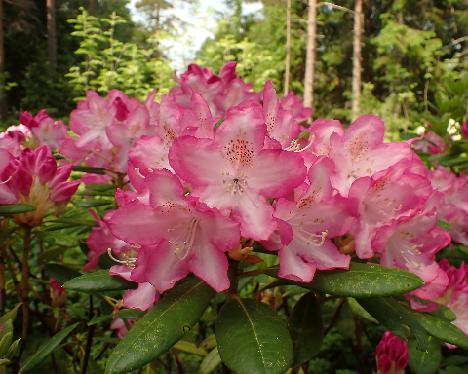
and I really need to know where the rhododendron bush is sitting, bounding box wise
[0,62,467,373]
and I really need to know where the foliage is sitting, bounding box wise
[66,8,174,101]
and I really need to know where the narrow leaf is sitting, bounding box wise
[106,278,214,374]
[200,348,222,374]
[289,293,323,367]
[63,270,136,293]
[20,322,79,373]
[0,204,35,215]
[215,297,293,374]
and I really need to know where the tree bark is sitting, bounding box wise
[284,0,292,96]
[47,0,57,71]
[89,0,97,16]
[0,0,6,121]
[352,0,363,119]
[303,0,317,109]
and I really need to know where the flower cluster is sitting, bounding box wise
[69,63,466,315]
[2,62,465,321]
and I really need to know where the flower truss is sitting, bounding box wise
[1,63,466,344]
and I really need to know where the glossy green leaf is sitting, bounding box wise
[106,278,214,374]
[63,270,136,293]
[215,297,293,374]
[289,293,323,367]
[117,309,145,319]
[0,204,35,215]
[409,336,441,374]
[266,262,423,297]
[20,322,79,373]
[415,313,468,350]
[358,297,429,350]
[45,263,82,283]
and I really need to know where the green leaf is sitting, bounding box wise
[20,322,79,373]
[117,309,145,319]
[45,263,82,283]
[289,293,323,367]
[215,297,293,374]
[75,200,113,208]
[63,270,136,293]
[88,315,112,326]
[347,298,378,323]
[72,166,106,174]
[173,340,207,356]
[0,332,12,357]
[200,348,222,374]
[0,204,35,215]
[0,304,21,325]
[106,278,214,374]
[358,297,429,350]
[267,262,423,297]
[409,336,441,374]
[414,313,468,350]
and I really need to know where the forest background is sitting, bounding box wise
[0,0,466,139]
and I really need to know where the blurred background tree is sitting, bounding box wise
[0,0,466,137]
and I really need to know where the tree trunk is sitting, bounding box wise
[303,0,317,109]
[284,0,292,96]
[46,0,57,71]
[352,0,363,119]
[89,0,97,16]
[0,0,6,121]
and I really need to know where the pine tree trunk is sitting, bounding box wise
[303,0,316,109]
[352,0,363,119]
[47,0,57,71]
[284,0,292,96]
[0,0,6,121]
[89,0,97,16]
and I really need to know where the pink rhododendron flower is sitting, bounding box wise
[261,81,311,149]
[108,170,240,293]
[438,260,468,336]
[85,209,133,272]
[174,62,258,118]
[1,146,80,226]
[375,331,409,374]
[61,90,155,173]
[20,110,67,150]
[170,101,306,240]
[265,157,354,282]
[109,265,159,311]
[429,167,468,245]
[373,213,450,300]
[328,115,413,196]
[348,160,433,258]
[0,149,18,204]
[0,124,30,156]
